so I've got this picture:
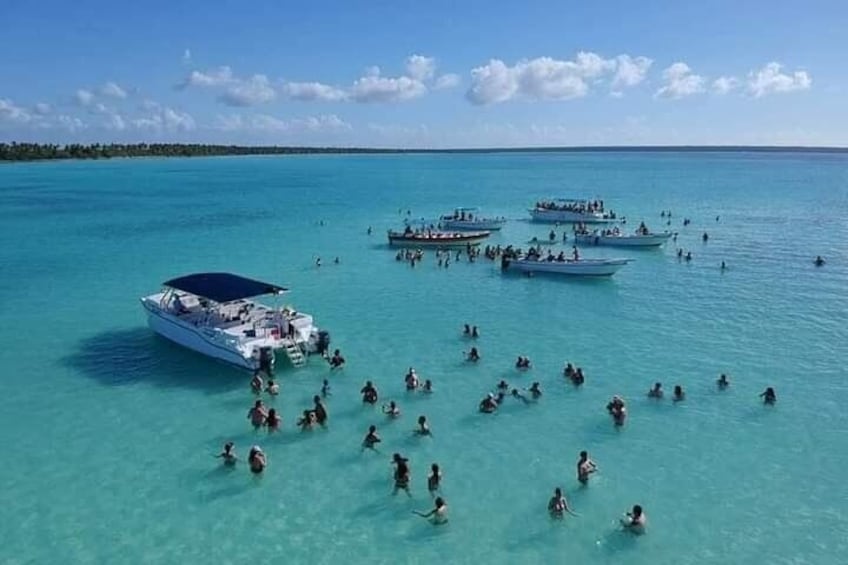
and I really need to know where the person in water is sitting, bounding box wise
[250,371,264,394]
[620,504,646,534]
[362,425,381,451]
[405,368,420,390]
[673,385,685,402]
[572,367,585,386]
[428,463,442,495]
[382,400,401,418]
[511,388,530,404]
[529,382,542,399]
[702,232,709,242]
[577,451,598,485]
[721,260,727,271]
[467,347,480,362]
[648,382,663,399]
[265,408,281,432]
[248,446,266,474]
[321,379,331,398]
[607,397,626,427]
[421,379,433,394]
[471,326,479,338]
[685,251,692,262]
[265,379,279,396]
[548,487,576,519]
[313,395,328,425]
[328,349,345,369]
[497,379,510,392]
[717,374,730,389]
[463,324,471,335]
[297,409,317,431]
[479,393,498,413]
[361,381,379,404]
[247,400,268,429]
[415,415,431,436]
[414,496,448,525]
[217,442,237,466]
[760,387,777,405]
[572,246,580,261]
[563,362,575,378]
[392,453,412,496]
[814,255,825,267]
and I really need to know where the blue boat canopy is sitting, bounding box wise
[163,272,287,303]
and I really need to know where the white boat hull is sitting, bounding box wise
[503,257,631,276]
[575,232,672,247]
[441,218,506,231]
[143,302,258,370]
[529,209,617,223]
[388,231,491,248]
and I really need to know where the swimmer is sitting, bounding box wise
[367,226,372,235]
[334,257,340,264]
[413,496,448,525]
[315,256,322,268]
[428,463,441,495]
[814,255,825,267]
[760,387,776,405]
[382,400,401,418]
[247,400,268,428]
[647,382,663,399]
[717,374,730,389]
[265,379,279,396]
[266,408,281,432]
[563,362,575,378]
[511,388,530,404]
[463,324,470,335]
[673,385,685,402]
[479,393,498,413]
[328,349,345,369]
[420,379,433,394]
[620,504,646,534]
[721,260,727,271]
[529,382,542,399]
[702,232,709,242]
[248,446,266,474]
[471,326,479,338]
[548,487,577,519]
[297,409,316,431]
[415,415,431,436]
[361,381,379,404]
[405,368,420,390]
[577,451,598,484]
[362,425,381,451]
[466,347,480,362]
[250,371,264,394]
[392,453,412,496]
[685,251,692,262]
[497,379,510,392]
[573,368,585,386]
[313,395,328,425]
[216,441,237,466]
[321,379,332,398]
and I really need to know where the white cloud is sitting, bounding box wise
[466,52,648,105]
[350,70,427,103]
[100,81,127,99]
[75,89,95,106]
[105,113,126,131]
[140,99,161,111]
[182,49,192,64]
[215,113,350,133]
[283,81,348,102]
[33,102,52,115]
[218,74,276,106]
[133,107,196,132]
[655,62,705,99]
[612,55,653,88]
[747,62,811,97]
[0,98,32,123]
[57,115,85,132]
[434,73,461,90]
[712,76,739,95]
[181,66,234,88]
[406,55,436,81]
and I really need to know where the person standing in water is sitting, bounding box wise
[717,374,730,389]
[392,453,412,496]
[620,504,647,534]
[217,442,237,466]
[577,451,598,485]
[247,400,268,429]
[413,496,448,525]
[548,487,577,519]
[760,387,777,405]
[428,463,442,495]
[248,446,267,474]
[415,415,431,436]
[362,425,381,451]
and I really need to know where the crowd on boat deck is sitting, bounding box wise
[536,199,606,213]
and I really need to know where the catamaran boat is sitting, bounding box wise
[574,230,673,248]
[501,253,631,276]
[529,198,619,223]
[140,272,329,372]
[440,207,507,231]
[387,227,491,248]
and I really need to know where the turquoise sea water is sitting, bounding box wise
[1,152,847,564]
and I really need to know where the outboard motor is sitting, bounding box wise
[258,346,274,376]
[316,330,331,357]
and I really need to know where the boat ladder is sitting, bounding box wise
[280,337,307,368]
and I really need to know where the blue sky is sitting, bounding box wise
[1,0,846,147]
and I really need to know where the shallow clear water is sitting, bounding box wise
[1,152,847,564]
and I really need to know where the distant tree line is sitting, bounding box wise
[0,142,406,162]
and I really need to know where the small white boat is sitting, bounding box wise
[529,198,619,223]
[501,255,631,276]
[140,273,329,372]
[575,231,672,248]
[440,207,507,231]
[388,228,490,248]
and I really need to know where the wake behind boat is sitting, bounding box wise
[529,198,619,223]
[140,272,329,372]
[388,226,491,248]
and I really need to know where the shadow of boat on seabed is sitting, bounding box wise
[62,326,245,394]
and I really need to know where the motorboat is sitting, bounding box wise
[501,254,631,276]
[529,198,619,223]
[387,227,491,248]
[440,207,507,231]
[575,230,672,248]
[140,272,329,372]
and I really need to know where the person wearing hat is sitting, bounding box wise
[248,446,266,474]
